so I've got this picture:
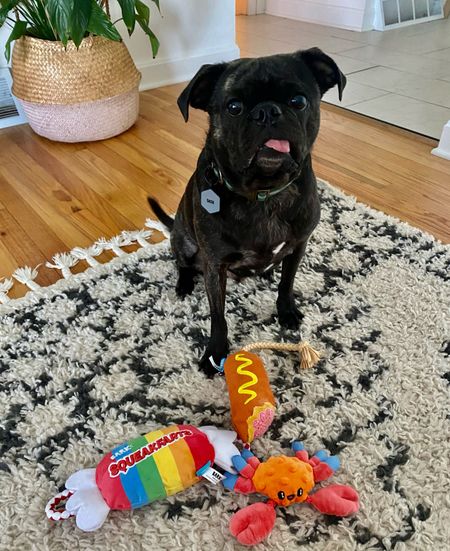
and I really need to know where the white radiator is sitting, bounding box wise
[375,0,444,29]
[0,67,27,129]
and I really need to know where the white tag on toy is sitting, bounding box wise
[201,466,225,485]
[201,189,220,214]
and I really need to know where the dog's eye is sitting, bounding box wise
[277,491,286,500]
[289,95,308,110]
[297,488,303,497]
[227,99,243,116]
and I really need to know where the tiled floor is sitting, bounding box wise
[237,14,450,139]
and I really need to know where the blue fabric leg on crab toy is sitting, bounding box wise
[291,441,305,452]
[223,451,258,494]
[222,471,239,492]
[314,449,340,472]
[291,441,340,482]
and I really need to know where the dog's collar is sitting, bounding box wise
[204,163,296,202]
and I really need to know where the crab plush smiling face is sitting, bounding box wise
[252,456,315,507]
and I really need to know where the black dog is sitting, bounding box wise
[149,48,345,376]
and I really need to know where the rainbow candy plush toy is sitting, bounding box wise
[46,425,239,531]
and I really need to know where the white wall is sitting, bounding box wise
[117,0,239,89]
[0,26,9,67]
[1,0,239,85]
[266,0,375,31]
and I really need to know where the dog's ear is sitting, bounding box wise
[298,48,346,101]
[178,63,228,122]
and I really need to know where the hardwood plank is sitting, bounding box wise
[0,208,51,286]
[0,158,110,244]
[12,134,134,234]
[0,172,67,260]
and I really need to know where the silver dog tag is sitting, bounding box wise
[201,189,220,214]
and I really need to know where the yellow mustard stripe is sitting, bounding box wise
[145,426,185,496]
[235,353,259,405]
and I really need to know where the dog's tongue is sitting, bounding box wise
[264,139,290,153]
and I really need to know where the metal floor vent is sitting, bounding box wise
[0,68,27,129]
[375,0,444,30]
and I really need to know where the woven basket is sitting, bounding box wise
[11,36,141,142]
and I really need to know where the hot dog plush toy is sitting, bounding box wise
[222,340,320,444]
[223,351,276,444]
[46,425,239,531]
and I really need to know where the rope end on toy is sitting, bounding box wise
[241,339,320,370]
[298,341,320,370]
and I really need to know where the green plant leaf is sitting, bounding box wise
[26,24,54,39]
[22,0,57,39]
[135,0,149,25]
[46,0,73,46]
[70,0,91,47]
[117,0,135,34]
[5,19,27,61]
[87,0,121,41]
[150,0,160,13]
[135,11,158,57]
[0,0,19,27]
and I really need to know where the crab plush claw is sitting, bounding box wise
[307,484,359,516]
[230,501,277,546]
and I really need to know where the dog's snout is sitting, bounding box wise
[250,102,282,126]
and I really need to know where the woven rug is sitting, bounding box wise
[0,181,449,551]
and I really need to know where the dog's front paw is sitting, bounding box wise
[199,346,229,378]
[277,302,303,329]
[176,268,196,297]
[176,278,195,298]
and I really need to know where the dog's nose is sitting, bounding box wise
[250,102,282,126]
[287,494,295,501]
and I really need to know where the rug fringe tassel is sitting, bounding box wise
[0,278,14,304]
[96,235,132,257]
[145,218,171,239]
[13,266,42,291]
[46,253,79,279]
[0,219,168,303]
[121,229,152,248]
[71,244,104,267]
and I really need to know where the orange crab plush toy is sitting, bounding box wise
[222,441,359,546]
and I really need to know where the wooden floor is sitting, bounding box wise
[1,82,449,299]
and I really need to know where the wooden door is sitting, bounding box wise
[236,0,248,15]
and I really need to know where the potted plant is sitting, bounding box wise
[0,0,160,142]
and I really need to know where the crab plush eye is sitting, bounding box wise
[277,491,286,500]
[297,488,303,497]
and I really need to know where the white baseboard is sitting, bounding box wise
[137,45,240,91]
[265,0,366,31]
[431,121,450,161]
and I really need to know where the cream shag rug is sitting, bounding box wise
[0,182,449,551]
